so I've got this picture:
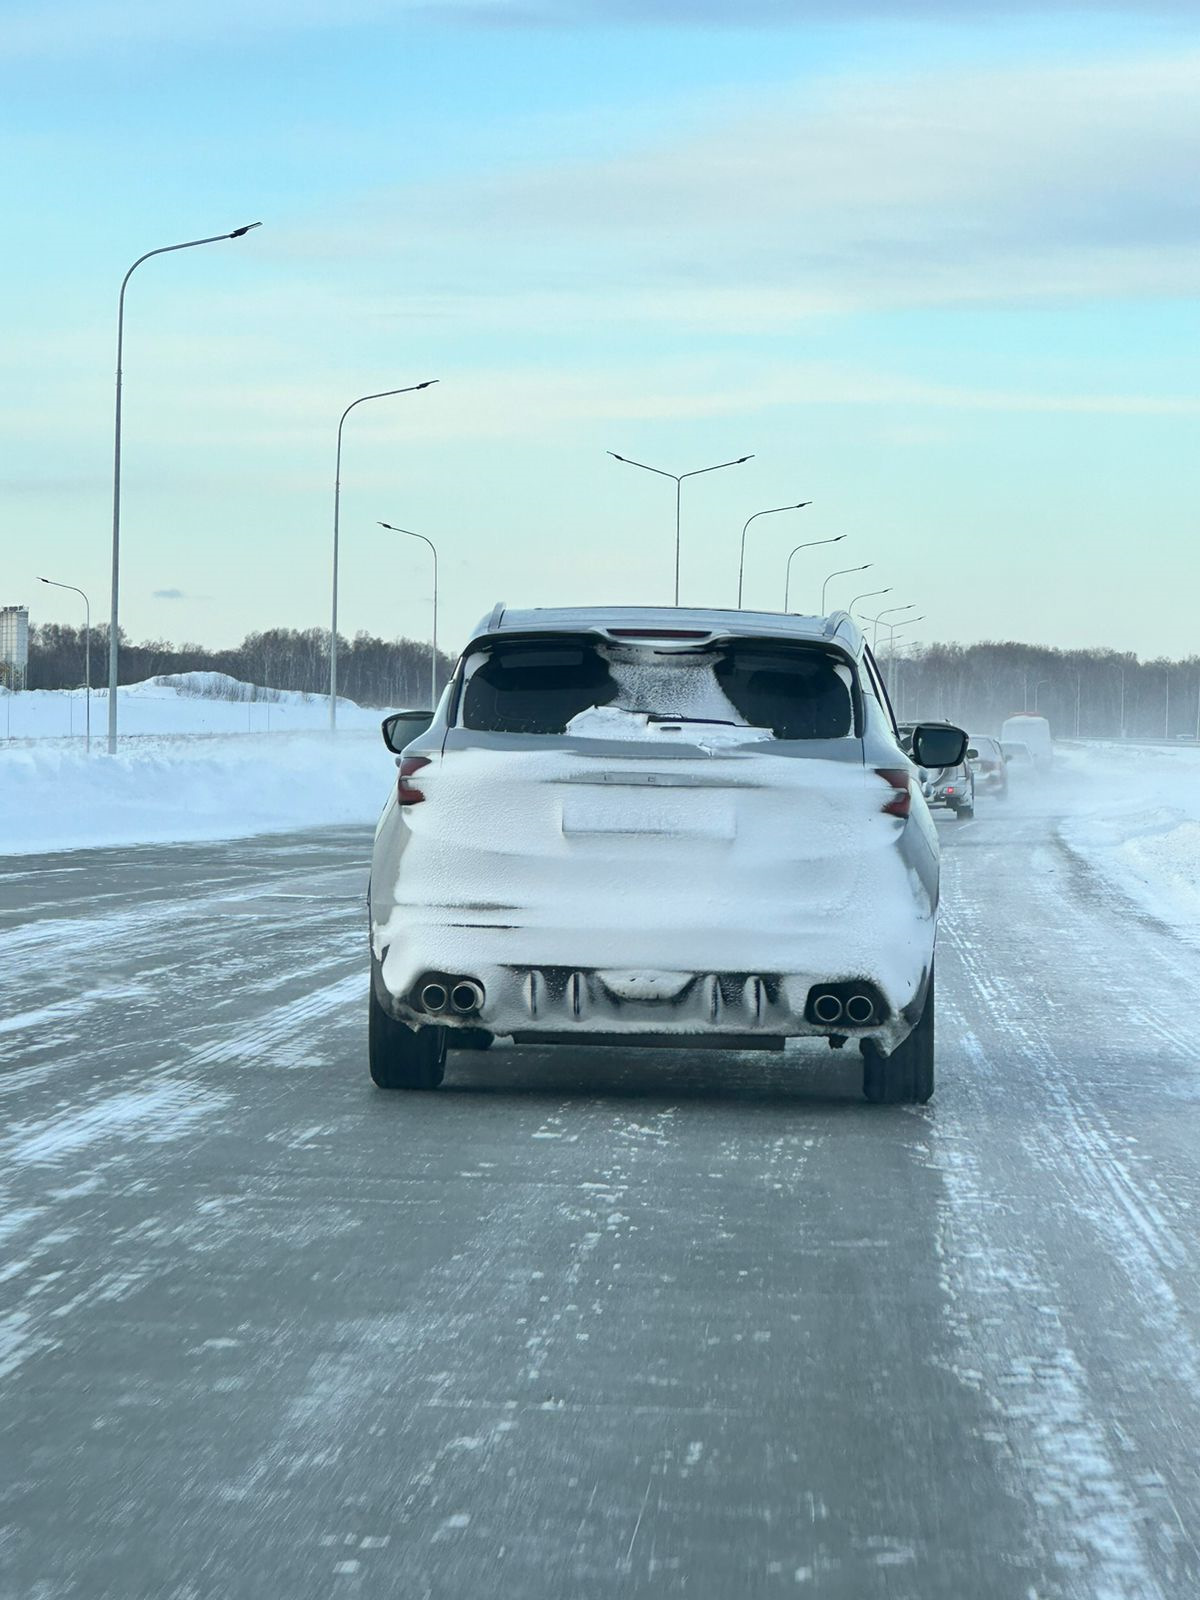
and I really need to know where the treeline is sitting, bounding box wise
[19,626,1200,738]
[21,624,453,709]
[886,641,1200,739]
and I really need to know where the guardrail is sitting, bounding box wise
[1058,735,1200,750]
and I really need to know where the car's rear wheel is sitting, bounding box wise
[862,966,935,1104]
[369,985,446,1089]
[955,801,974,819]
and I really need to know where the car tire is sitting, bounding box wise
[862,967,935,1104]
[369,985,447,1090]
[956,802,974,819]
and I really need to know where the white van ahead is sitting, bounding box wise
[1000,714,1052,768]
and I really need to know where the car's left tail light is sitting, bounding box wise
[875,767,911,818]
[397,756,430,806]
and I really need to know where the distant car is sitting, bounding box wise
[898,720,974,817]
[1000,739,1035,772]
[966,734,1007,797]
[369,607,967,1104]
[923,758,975,819]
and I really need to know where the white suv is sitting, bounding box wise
[368,606,966,1103]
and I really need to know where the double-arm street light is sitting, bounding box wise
[736,502,811,608]
[378,523,438,710]
[886,615,926,709]
[864,611,927,701]
[107,222,262,754]
[867,603,916,652]
[821,563,872,614]
[783,535,845,612]
[329,382,438,731]
[38,576,92,752]
[608,451,753,606]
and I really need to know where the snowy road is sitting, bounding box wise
[3,798,1200,1599]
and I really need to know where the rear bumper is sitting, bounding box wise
[372,940,934,1055]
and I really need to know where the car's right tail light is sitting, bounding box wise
[397,756,430,806]
[875,767,911,818]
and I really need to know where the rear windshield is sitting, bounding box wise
[456,636,857,740]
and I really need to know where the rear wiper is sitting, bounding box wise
[642,713,740,726]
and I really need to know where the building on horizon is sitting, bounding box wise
[1,604,30,691]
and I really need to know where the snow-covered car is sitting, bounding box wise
[966,734,1007,797]
[368,606,967,1104]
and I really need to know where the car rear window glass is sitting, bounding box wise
[460,642,617,734]
[714,646,853,740]
[457,637,857,739]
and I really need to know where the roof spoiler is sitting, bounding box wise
[470,601,507,636]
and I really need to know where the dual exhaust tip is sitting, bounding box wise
[420,978,485,1016]
[812,991,876,1026]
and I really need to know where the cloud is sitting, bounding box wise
[270,48,1200,320]
[0,0,1195,60]
[152,587,187,599]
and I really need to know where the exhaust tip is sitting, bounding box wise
[420,982,448,1013]
[813,993,843,1024]
[450,980,484,1015]
[844,993,875,1025]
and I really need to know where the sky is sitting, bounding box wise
[2,0,1198,667]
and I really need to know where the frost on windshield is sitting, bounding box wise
[458,638,855,740]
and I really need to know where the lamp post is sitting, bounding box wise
[867,603,916,652]
[783,535,845,611]
[1033,678,1051,712]
[608,451,753,606]
[38,576,92,752]
[820,563,872,614]
[884,614,926,702]
[329,382,438,731]
[378,523,438,710]
[848,586,891,616]
[107,222,262,754]
[736,502,810,608]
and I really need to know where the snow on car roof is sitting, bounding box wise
[467,604,865,652]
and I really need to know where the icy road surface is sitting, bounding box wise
[3,795,1200,1598]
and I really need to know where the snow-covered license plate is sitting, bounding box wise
[560,789,736,840]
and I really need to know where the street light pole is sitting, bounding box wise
[820,563,872,614]
[378,523,438,710]
[329,382,438,731]
[38,576,92,752]
[736,502,810,608]
[1034,678,1051,712]
[107,222,261,754]
[783,535,845,611]
[848,586,891,616]
[608,451,754,605]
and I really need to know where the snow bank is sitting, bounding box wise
[0,732,397,856]
[1056,743,1200,939]
[1,674,378,740]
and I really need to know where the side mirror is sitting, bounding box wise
[910,723,968,769]
[966,747,979,760]
[381,709,434,754]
